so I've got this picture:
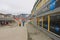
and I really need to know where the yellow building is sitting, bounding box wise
[31,0,60,35]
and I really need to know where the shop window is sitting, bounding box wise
[50,13,60,36]
[43,16,48,30]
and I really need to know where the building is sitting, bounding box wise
[28,0,60,40]
[0,13,13,19]
[0,13,15,26]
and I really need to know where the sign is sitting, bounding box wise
[50,1,56,10]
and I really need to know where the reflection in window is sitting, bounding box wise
[50,13,60,36]
[43,16,48,30]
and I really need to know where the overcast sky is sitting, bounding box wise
[0,0,36,15]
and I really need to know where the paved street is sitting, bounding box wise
[27,23,53,40]
[0,22,54,40]
[0,26,27,40]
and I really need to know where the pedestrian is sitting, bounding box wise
[23,21,25,26]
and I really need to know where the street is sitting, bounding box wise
[0,24,27,40]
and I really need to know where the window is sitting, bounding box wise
[50,13,60,36]
[43,16,48,30]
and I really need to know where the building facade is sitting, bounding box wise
[29,0,60,37]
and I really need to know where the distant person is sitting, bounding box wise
[22,21,25,26]
[19,22,21,26]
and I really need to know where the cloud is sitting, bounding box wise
[0,0,36,15]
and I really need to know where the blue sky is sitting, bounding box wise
[0,0,36,15]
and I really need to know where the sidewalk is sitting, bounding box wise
[0,26,27,40]
[27,23,53,40]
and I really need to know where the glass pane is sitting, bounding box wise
[50,13,60,36]
[43,16,48,30]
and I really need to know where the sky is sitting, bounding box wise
[0,0,36,15]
